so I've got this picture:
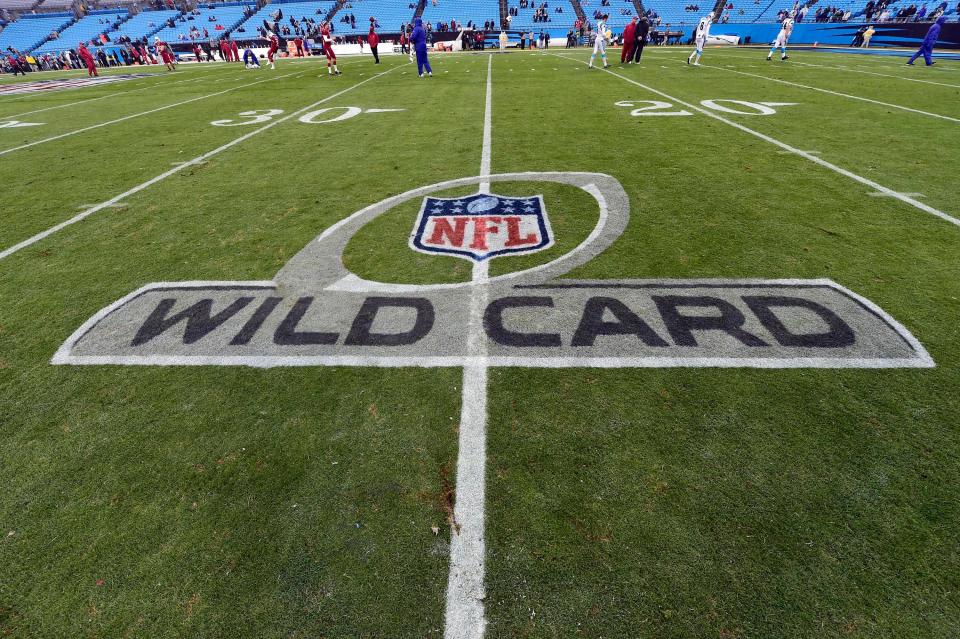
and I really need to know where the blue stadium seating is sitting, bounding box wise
[105,9,181,43]
[333,0,416,35]
[34,10,128,54]
[507,1,572,32]
[151,3,248,43]
[0,13,73,53]
[420,0,501,29]
[232,1,337,39]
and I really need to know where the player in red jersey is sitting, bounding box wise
[77,42,98,77]
[192,41,203,62]
[154,37,176,71]
[229,37,240,62]
[267,31,280,69]
[319,22,340,75]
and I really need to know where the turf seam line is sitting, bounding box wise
[444,52,492,639]
[0,71,300,157]
[549,52,960,228]
[0,64,401,262]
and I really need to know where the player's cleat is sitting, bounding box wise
[766,55,772,60]
[907,61,914,65]
[693,62,700,66]
[428,71,432,76]
[604,63,609,68]
[781,55,789,60]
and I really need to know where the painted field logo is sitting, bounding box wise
[411,193,552,261]
[52,172,934,369]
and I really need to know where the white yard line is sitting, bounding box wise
[0,62,235,105]
[701,49,960,89]
[0,71,300,157]
[0,71,246,120]
[444,53,492,639]
[550,52,960,228]
[640,52,960,124]
[0,65,399,262]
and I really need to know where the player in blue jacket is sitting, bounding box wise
[907,16,946,66]
[411,17,433,77]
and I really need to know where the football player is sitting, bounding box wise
[588,14,610,69]
[687,11,714,66]
[767,17,794,61]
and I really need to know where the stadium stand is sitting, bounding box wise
[579,0,638,30]
[0,0,37,12]
[105,8,180,43]
[420,0,501,30]
[507,0,573,32]
[150,2,249,43]
[33,10,128,53]
[332,0,417,35]
[231,0,338,39]
[0,12,72,52]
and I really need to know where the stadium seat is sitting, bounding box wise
[105,9,181,43]
[150,2,248,44]
[33,10,128,54]
[0,12,73,53]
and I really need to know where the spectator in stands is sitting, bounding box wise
[915,4,927,20]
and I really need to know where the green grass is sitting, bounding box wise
[1,47,959,637]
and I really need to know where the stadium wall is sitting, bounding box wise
[711,21,960,48]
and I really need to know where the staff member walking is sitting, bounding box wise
[621,16,637,63]
[633,15,649,62]
[411,17,433,77]
[368,20,381,63]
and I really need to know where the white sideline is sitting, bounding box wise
[0,71,301,157]
[0,64,400,262]
[0,62,237,105]
[549,52,960,228]
[0,70,248,120]
[696,51,960,89]
[780,58,960,89]
[642,52,960,124]
[444,53,492,639]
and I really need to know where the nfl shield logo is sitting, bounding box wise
[410,193,554,262]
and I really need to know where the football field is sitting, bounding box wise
[1,47,959,637]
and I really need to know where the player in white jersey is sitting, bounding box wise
[687,11,714,66]
[588,14,611,69]
[767,17,793,60]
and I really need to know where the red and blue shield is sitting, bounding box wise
[410,193,554,262]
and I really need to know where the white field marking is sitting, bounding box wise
[444,53,492,639]
[869,191,925,198]
[0,65,399,262]
[551,52,960,229]
[789,58,960,89]
[642,52,960,124]
[0,72,301,158]
[777,149,820,155]
[707,49,960,89]
[0,72,243,120]
[0,120,42,128]
[0,63,238,105]
[76,202,126,209]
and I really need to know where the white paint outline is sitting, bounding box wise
[639,51,960,124]
[0,71,301,157]
[50,278,935,369]
[0,64,401,262]
[444,52,492,639]
[0,71,248,121]
[550,52,960,228]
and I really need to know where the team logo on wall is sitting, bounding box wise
[411,193,553,261]
[53,172,933,369]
